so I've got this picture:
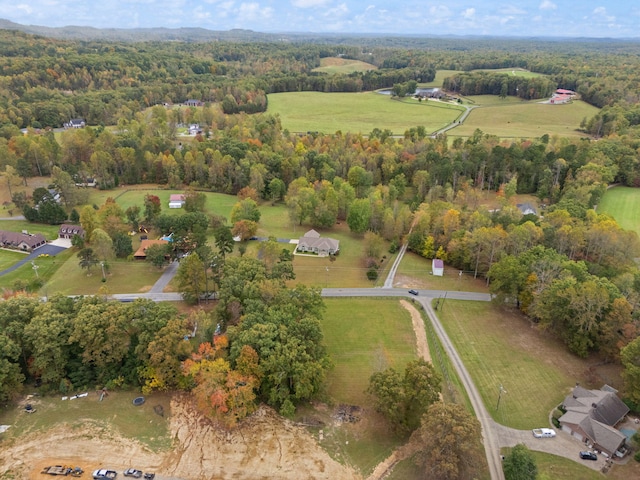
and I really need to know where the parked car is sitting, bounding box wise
[123,469,143,478]
[580,451,598,461]
[532,428,556,438]
[408,289,419,296]
[92,469,117,480]
[143,474,155,480]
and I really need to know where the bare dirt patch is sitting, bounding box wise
[0,395,360,480]
[399,300,431,363]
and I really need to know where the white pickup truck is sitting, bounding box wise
[532,428,556,438]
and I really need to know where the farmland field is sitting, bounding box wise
[451,99,598,139]
[312,57,377,74]
[598,186,640,237]
[267,91,463,135]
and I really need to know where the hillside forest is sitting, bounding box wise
[2,30,640,421]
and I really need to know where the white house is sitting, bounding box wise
[169,194,185,209]
[432,259,444,276]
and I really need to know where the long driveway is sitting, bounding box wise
[0,244,68,277]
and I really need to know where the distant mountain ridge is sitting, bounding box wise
[1,17,638,45]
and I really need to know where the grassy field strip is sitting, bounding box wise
[420,300,471,409]
[321,298,418,475]
[598,186,640,237]
[438,300,575,429]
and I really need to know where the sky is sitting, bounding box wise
[1,0,639,38]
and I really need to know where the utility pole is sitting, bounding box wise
[31,261,39,278]
[496,384,507,411]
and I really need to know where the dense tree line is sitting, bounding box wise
[442,72,556,100]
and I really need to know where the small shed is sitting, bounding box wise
[432,259,444,276]
[169,194,185,209]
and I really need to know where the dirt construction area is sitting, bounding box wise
[0,394,361,480]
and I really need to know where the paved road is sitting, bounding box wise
[383,242,407,288]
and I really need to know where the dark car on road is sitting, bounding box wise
[579,451,597,461]
[123,469,143,478]
[408,289,419,296]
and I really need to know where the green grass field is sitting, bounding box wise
[267,91,463,135]
[317,297,418,476]
[472,68,545,79]
[395,251,490,293]
[312,57,377,74]
[322,298,418,404]
[0,248,28,270]
[0,220,63,240]
[598,186,640,237]
[438,300,586,429]
[0,248,75,291]
[42,257,166,295]
[451,100,598,139]
[532,451,606,480]
[0,390,173,451]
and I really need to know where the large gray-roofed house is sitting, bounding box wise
[0,230,47,251]
[558,385,629,457]
[296,229,339,256]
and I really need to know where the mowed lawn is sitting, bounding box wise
[267,91,463,135]
[438,300,588,429]
[598,186,640,237]
[43,257,166,295]
[452,99,598,139]
[322,298,417,405]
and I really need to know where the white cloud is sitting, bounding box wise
[462,8,475,20]
[427,5,451,21]
[291,0,331,8]
[322,3,349,18]
[236,3,273,22]
[539,1,557,11]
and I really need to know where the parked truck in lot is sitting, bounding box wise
[92,470,117,480]
[532,428,556,438]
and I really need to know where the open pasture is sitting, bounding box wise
[267,91,463,135]
[598,186,640,237]
[312,57,377,74]
[451,99,598,139]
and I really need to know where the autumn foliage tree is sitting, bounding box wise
[413,402,484,480]
[183,337,261,428]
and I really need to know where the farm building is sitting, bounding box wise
[134,239,169,259]
[0,230,46,251]
[169,194,185,209]
[432,259,444,276]
[58,224,85,239]
[558,385,629,457]
[296,229,339,256]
